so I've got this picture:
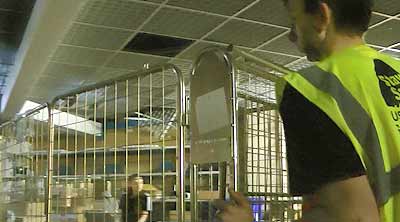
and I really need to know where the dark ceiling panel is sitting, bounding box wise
[0,0,35,12]
[123,32,194,57]
[369,14,387,26]
[373,0,400,16]
[0,0,35,96]
[206,19,286,48]
[238,0,290,27]
[167,0,256,16]
[260,34,304,57]
[366,20,400,47]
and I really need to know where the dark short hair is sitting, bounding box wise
[284,0,373,35]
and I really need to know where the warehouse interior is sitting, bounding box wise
[0,0,399,221]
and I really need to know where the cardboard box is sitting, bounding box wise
[169,210,191,222]
[197,190,219,200]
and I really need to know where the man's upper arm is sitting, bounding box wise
[280,84,366,195]
[315,175,380,222]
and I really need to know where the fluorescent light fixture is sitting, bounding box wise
[19,100,102,135]
[124,117,150,121]
[161,112,176,139]
[134,112,163,122]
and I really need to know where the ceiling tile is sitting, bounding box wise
[365,20,400,47]
[107,59,187,87]
[260,34,303,57]
[140,0,164,3]
[106,52,169,70]
[95,67,133,81]
[238,0,290,27]
[63,23,133,50]
[37,76,82,90]
[51,45,114,67]
[177,41,227,60]
[142,7,225,39]
[250,50,298,66]
[167,0,256,16]
[373,0,400,16]
[26,95,46,104]
[369,14,388,26]
[206,19,286,48]
[31,77,80,103]
[42,62,98,81]
[77,0,158,29]
[30,85,72,102]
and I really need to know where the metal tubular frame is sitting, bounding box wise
[189,48,241,222]
[48,63,186,222]
[189,46,302,221]
[0,103,50,222]
[0,64,186,222]
[230,46,293,75]
[46,103,54,222]
[231,46,303,221]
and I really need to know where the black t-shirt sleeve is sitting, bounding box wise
[279,84,366,196]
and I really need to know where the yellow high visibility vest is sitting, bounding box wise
[283,44,400,222]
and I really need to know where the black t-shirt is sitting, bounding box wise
[279,84,366,196]
[119,192,149,222]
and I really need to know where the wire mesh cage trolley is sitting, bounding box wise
[189,47,302,222]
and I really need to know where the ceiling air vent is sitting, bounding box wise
[123,32,194,57]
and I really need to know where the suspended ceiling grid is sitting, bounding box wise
[28,0,400,105]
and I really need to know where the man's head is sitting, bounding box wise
[128,174,144,194]
[283,0,373,61]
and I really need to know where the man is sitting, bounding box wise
[120,174,149,222]
[217,0,400,221]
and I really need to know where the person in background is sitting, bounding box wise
[119,174,149,222]
[217,0,400,221]
[103,190,119,214]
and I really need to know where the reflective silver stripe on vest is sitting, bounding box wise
[297,66,400,205]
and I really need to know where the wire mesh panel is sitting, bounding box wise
[0,105,50,222]
[47,65,186,222]
[237,68,302,222]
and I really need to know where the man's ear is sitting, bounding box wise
[313,2,332,33]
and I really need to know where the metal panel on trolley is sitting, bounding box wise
[190,48,235,164]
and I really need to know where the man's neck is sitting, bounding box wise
[327,34,364,56]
